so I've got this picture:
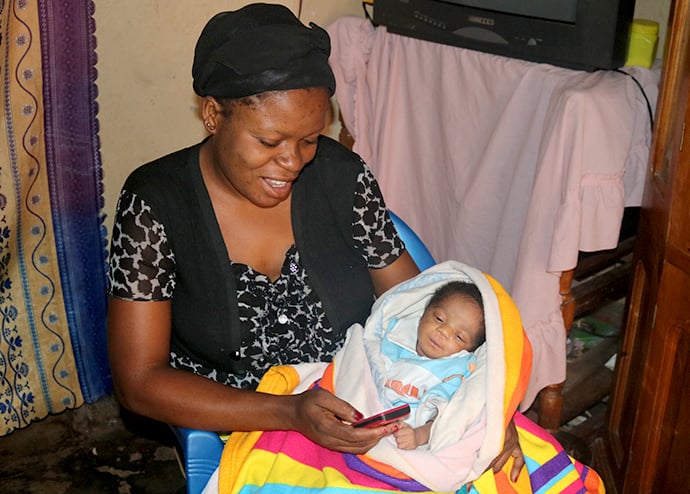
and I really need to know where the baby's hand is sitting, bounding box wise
[393,422,417,450]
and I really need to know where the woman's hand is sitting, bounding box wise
[289,388,391,454]
[488,417,524,482]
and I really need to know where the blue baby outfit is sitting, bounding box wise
[380,316,477,426]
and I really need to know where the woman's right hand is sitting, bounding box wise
[289,388,391,454]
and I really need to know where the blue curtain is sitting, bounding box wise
[0,0,111,435]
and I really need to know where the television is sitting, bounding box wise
[372,0,636,71]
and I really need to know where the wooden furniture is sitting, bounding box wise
[538,210,638,431]
[593,1,690,491]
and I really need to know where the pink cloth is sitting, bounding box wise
[328,17,658,408]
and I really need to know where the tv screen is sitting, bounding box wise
[373,0,636,71]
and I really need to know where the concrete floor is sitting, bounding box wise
[0,394,186,494]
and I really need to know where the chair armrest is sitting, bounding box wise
[171,426,224,494]
[389,211,436,270]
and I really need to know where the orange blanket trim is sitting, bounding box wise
[486,275,533,430]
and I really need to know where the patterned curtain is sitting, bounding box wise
[0,0,111,435]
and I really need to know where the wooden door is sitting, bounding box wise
[595,1,690,492]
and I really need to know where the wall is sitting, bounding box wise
[635,0,672,61]
[93,0,363,238]
[94,0,671,240]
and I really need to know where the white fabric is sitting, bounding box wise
[328,17,659,407]
[332,261,505,492]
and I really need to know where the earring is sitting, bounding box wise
[205,121,215,131]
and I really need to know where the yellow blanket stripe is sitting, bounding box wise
[219,366,300,494]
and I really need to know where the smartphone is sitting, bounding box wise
[352,404,411,428]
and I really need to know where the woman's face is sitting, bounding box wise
[207,87,330,208]
[416,294,483,359]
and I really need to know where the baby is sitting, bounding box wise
[380,280,486,449]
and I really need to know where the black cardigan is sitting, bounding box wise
[122,136,375,374]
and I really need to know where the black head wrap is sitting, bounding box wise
[192,3,336,98]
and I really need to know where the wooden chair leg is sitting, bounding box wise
[338,111,354,150]
[538,382,565,432]
[559,269,576,330]
[537,268,575,432]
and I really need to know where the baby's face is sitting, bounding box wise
[416,294,483,359]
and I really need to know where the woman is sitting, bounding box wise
[107,3,522,477]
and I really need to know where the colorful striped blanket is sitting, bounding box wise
[215,262,605,493]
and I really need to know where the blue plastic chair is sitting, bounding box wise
[172,426,225,494]
[388,211,436,270]
[173,211,435,494]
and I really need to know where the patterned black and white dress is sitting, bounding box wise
[108,143,403,390]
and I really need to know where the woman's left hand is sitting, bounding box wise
[488,417,524,482]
